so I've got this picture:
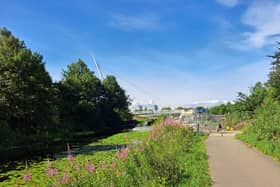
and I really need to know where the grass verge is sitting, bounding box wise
[236,132,280,161]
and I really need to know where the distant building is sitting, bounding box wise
[145,104,159,112]
[130,104,144,112]
[130,103,159,113]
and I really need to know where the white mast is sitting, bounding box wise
[90,54,104,80]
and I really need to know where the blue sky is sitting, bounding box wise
[1,0,279,106]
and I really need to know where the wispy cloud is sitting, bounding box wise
[216,0,239,7]
[241,0,280,48]
[109,14,162,31]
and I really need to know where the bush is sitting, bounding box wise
[237,102,280,160]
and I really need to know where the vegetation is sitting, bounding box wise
[210,42,280,160]
[0,27,131,151]
[161,107,172,111]
[0,119,210,187]
[236,102,280,160]
[2,119,210,187]
[175,106,192,111]
[209,82,267,127]
[0,130,148,186]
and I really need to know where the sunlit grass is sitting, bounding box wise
[0,131,148,187]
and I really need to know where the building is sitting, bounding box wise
[130,103,159,113]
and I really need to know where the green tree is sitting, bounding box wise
[268,42,280,100]
[0,28,55,132]
[161,107,172,111]
[103,75,131,123]
[235,82,267,115]
[58,59,106,131]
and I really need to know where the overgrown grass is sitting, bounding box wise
[0,131,148,187]
[2,119,210,187]
[237,131,280,161]
[236,102,280,161]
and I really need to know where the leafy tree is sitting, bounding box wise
[103,75,131,123]
[268,42,280,101]
[58,59,106,131]
[161,107,172,111]
[0,27,55,132]
[235,82,267,114]
[175,106,192,111]
[209,104,228,115]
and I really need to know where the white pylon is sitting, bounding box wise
[90,54,104,80]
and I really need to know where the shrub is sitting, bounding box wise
[237,102,280,160]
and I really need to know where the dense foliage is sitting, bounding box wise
[0,28,131,150]
[268,42,280,101]
[237,102,280,160]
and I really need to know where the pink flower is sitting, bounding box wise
[23,161,32,182]
[46,159,58,177]
[116,148,128,159]
[75,163,81,171]
[61,172,71,185]
[46,167,58,177]
[67,144,73,162]
[67,154,73,162]
[85,162,95,173]
[23,172,32,181]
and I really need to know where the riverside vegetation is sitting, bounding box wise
[209,42,280,161]
[0,27,131,155]
[1,118,210,187]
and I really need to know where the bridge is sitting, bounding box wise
[133,110,182,118]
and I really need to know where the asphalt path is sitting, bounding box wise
[206,132,280,187]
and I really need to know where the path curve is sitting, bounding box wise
[206,132,280,187]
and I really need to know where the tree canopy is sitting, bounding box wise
[0,28,55,132]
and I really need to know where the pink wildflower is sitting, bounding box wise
[116,147,128,159]
[23,161,32,182]
[85,161,95,173]
[67,154,73,162]
[122,171,126,176]
[46,167,58,177]
[75,163,81,171]
[67,144,73,162]
[61,172,71,185]
[24,172,32,181]
[46,159,58,177]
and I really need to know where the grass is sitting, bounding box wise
[89,131,149,146]
[0,131,148,187]
[132,116,152,127]
[1,119,211,187]
[237,132,280,161]
[236,103,280,161]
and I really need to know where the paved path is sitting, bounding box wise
[206,132,280,187]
